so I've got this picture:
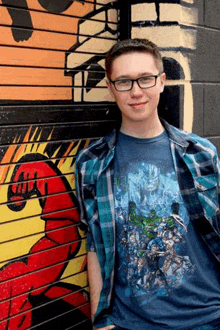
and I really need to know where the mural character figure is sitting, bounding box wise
[3,0,83,42]
[38,0,79,13]
[2,0,33,42]
[0,154,91,329]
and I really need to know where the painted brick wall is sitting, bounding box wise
[188,0,220,153]
[1,1,219,329]
[0,1,118,329]
[130,0,220,154]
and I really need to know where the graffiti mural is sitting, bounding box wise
[2,0,84,42]
[1,0,118,101]
[65,2,118,102]
[131,0,197,131]
[0,0,118,328]
[0,126,92,328]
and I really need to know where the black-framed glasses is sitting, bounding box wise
[109,73,163,92]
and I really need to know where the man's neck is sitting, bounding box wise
[120,116,164,139]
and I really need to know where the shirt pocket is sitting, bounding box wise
[81,183,100,226]
[82,183,96,200]
[194,174,218,191]
[193,174,219,218]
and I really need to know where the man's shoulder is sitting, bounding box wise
[189,132,217,151]
[165,121,217,154]
[75,129,116,166]
[75,137,105,166]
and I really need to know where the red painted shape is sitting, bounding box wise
[0,156,89,329]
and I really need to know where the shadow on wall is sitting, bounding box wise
[159,57,185,128]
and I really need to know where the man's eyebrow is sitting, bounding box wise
[113,75,132,80]
[114,72,156,80]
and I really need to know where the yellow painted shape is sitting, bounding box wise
[0,233,45,266]
[62,271,88,288]
[79,11,112,37]
[97,0,116,4]
[62,255,87,278]
[132,25,181,48]
[73,84,109,102]
[74,31,116,53]
[183,82,194,132]
[160,4,181,22]
[132,4,156,21]
[0,187,42,221]
[180,2,199,25]
[0,214,45,243]
[77,235,87,254]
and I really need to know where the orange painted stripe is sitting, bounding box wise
[0,46,66,68]
[0,25,116,52]
[0,26,78,51]
[0,66,72,86]
[0,87,72,100]
[30,10,79,35]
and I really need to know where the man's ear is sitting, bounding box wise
[159,72,166,93]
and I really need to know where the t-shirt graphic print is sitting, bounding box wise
[115,159,193,297]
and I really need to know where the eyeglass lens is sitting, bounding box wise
[114,76,157,91]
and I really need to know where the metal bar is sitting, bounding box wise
[118,0,131,40]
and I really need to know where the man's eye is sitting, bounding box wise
[117,79,131,85]
[139,76,153,83]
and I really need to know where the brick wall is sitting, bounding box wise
[130,0,220,153]
[188,0,220,153]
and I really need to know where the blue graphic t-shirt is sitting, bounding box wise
[110,131,220,330]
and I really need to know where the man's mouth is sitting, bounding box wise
[129,101,147,107]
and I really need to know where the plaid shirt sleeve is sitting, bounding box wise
[75,150,96,252]
[213,149,220,232]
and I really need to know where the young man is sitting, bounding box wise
[75,39,220,330]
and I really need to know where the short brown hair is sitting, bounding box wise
[105,38,163,79]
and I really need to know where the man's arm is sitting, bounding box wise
[87,251,103,320]
[88,252,115,330]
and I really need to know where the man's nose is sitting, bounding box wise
[130,81,143,96]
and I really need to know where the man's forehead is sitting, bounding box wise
[110,52,159,77]
[113,51,155,61]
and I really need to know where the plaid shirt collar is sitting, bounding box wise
[102,118,196,151]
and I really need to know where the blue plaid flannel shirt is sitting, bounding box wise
[75,120,220,327]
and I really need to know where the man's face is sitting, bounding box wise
[107,52,165,128]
